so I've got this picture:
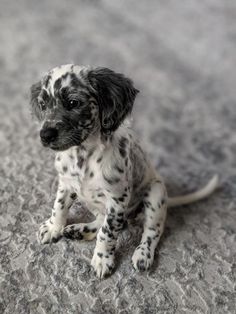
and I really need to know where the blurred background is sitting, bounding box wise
[0,1,235,313]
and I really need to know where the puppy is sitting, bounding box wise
[30,64,218,278]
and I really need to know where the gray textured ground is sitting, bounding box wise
[0,0,236,313]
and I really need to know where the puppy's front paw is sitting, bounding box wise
[91,249,115,278]
[38,219,63,244]
[131,246,154,271]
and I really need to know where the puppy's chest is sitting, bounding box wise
[55,149,104,199]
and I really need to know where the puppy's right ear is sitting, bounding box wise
[30,81,42,120]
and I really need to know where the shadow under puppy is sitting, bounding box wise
[30,64,218,278]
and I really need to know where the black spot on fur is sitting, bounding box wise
[116,218,124,224]
[161,199,166,205]
[70,193,77,200]
[118,197,124,202]
[97,156,103,163]
[103,174,120,185]
[97,252,103,258]
[77,157,84,168]
[114,164,124,173]
[63,166,68,173]
[147,237,152,247]
[58,198,64,204]
[148,227,156,232]
[110,207,115,213]
[83,226,90,233]
[88,148,95,158]
[119,137,128,158]
[63,229,83,240]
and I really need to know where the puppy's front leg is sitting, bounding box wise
[91,197,126,278]
[38,182,75,244]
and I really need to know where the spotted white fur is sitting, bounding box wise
[30,65,219,278]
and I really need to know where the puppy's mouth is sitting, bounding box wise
[50,144,75,151]
[41,139,83,151]
[40,130,86,151]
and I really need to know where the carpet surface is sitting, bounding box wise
[0,1,235,313]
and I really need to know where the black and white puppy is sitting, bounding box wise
[30,64,218,278]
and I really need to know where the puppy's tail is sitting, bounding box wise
[167,175,219,208]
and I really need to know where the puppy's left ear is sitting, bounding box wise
[30,80,42,120]
[88,67,139,134]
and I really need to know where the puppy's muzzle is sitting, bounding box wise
[40,127,58,144]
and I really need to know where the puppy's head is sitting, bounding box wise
[30,64,138,151]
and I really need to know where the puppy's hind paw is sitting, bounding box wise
[63,225,84,240]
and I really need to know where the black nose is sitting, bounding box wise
[40,128,58,144]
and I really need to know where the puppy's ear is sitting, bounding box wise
[30,81,42,120]
[88,67,139,134]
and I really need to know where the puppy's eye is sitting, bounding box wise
[64,99,79,110]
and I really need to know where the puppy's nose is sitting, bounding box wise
[40,128,58,144]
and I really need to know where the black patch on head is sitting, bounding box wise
[41,89,50,103]
[70,73,87,89]
[90,172,94,178]
[63,166,68,172]
[88,67,139,134]
[54,78,62,91]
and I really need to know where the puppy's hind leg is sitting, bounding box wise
[63,214,104,241]
[132,179,167,271]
